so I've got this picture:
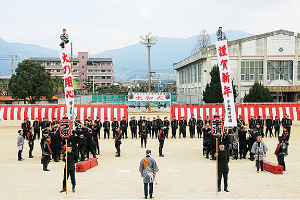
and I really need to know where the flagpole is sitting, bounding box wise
[216,137,218,195]
[66,139,68,195]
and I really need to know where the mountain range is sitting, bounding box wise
[0,30,253,81]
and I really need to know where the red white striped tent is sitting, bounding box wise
[0,104,128,121]
[171,104,300,121]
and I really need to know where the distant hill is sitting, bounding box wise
[0,38,58,76]
[0,30,254,80]
[91,30,254,81]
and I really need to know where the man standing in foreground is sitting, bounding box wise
[139,149,159,199]
[251,135,268,173]
[115,127,122,157]
[216,144,229,192]
[17,130,24,161]
[60,145,78,193]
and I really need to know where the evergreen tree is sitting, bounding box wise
[243,82,273,102]
[8,60,54,104]
[202,65,237,103]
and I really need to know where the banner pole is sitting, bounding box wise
[66,139,68,195]
[216,137,218,195]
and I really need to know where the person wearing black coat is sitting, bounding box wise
[130,116,138,139]
[77,132,86,161]
[188,117,196,138]
[203,126,211,158]
[196,117,204,138]
[111,118,119,139]
[103,118,110,139]
[285,115,292,136]
[179,117,187,138]
[163,117,170,139]
[120,116,128,139]
[265,115,273,137]
[238,127,247,159]
[140,122,148,148]
[138,116,143,135]
[115,128,122,157]
[27,128,35,158]
[151,117,158,139]
[92,123,100,155]
[60,145,78,193]
[94,117,102,139]
[49,126,61,162]
[273,116,281,138]
[158,126,165,157]
[156,116,163,132]
[33,118,41,140]
[171,116,178,139]
[274,136,287,171]
[21,119,29,139]
[216,144,229,192]
[84,128,96,159]
[42,136,52,171]
[146,118,152,138]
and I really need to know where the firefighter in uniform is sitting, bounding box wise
[171,116,178,139]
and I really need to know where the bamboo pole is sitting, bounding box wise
[66,139,68,195]
[216,137,218,195]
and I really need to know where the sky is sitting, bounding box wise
[0,0,300,54]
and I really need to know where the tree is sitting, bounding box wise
[52,76,64,96]
[202,65,238,103]
[243,82,273,102]
[84,77,93,95]
[8,60,54,104]
[191,29,211,54]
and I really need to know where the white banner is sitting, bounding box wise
[215,40,237,127]
[128,93,171,102]
[59,48,74,123]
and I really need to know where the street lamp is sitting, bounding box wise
[140,32,158,112]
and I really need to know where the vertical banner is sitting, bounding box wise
[59,48,74,124]
[215,40,237,127]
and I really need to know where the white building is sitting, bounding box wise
[173,30,300,103]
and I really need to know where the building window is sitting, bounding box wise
[88,69,93,73]
[194,65,197,83]
[73,69,79,73]
[82,66,84,69]
[198,63,202,83]
[298,61,300,80]
[107,70,111,73]
[241,61,263,81]
[82,56,84,59]
[267,60,293,81]
[47,62,51,66]
[101,70,105,72]
[73,62,78,66]
[94,70,100,73]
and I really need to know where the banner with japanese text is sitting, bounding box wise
[215,40,237,127]
[128,93,171,102]
[59,48,74,123]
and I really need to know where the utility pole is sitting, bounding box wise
[140,32,158,112]
[158,74,160,92]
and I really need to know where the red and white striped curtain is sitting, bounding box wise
[0,104,128,121]
[171,104,300,121]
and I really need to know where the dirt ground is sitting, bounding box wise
[0,114,299,200]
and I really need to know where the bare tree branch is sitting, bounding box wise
[191,29,211,54]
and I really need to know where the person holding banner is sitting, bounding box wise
[60,144,78,193]
[216,144,229,192]
[216,27,227,41]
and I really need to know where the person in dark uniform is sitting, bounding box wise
[120,116,128,139]
[282,127,290,154]
[238,127,247,159]
[156,116,163,134]
[158,125,165,157]
[237,115,245,129]
[139,149,159,199]
[196,117,203,138]
[60,145,78,193]
[42,136,52,171]
[103,118,110,139]
[130,116,138,139]
[77,133,86,161]
[274,136,287,171]
[27,128,34,158]
[273,116,281,138]
[204,116,211,127]
[21,119,28,139]
[216,144,229,192]
[203,125,211,158]
[51,118,59,127]
[188,117,196,138]
[163,117,170,139]
[94,116,102,139]
[210,133,217,160]
[49,125,61,162]
[140,122,148,148]
[281,114,287,129]
[257,116,264,137]
[248,116,257,129]
[152,117,158,139]
[25,117,31,138]
[115,127,122,157]
[84,127,96,159]
[75,117,81,129]
[265,115,273,137]
[248,128,258,161]
[33,117,41,140]
[92,122,100,155]
[112,118,119,139]
[138,116,143,135]
[171,116,178,139]
[179,116,187,138]
[146,118,152,138]
[285,115,292,136]
[143,116,147,125]
[41,118,51,134]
